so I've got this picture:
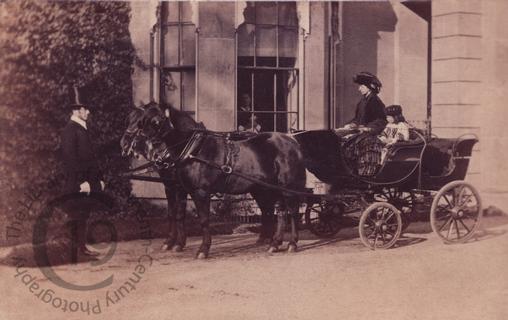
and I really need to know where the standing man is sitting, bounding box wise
[61,86,104,258]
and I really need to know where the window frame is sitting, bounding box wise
[236,2,302,133]
[154,2,198,118]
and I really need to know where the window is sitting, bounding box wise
[237,2,300,132]
[158,2,196,117]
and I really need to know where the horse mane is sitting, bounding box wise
[162,102,206,131]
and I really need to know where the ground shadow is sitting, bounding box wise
[393,235,427,249]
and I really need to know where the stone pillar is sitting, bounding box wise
[129,1,159,107]
[479,0,508,210]
[197,2,236,131]
[431,0,482,186]
[304,2,329,130]
[129,2,165,200]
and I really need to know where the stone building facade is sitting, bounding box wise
[129,0,508,210]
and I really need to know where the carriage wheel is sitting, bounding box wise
[430,181,482,244]
[359,202,402,250]
[375,188,416,232]
[304,200,343,238]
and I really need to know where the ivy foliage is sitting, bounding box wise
[0,1,136,218]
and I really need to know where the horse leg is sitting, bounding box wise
[251,191,276,245]
[192,190,211,259]
[287,198,300,253]
[161,186,177,251]
[268,201,285,253]
[173,189,187,252]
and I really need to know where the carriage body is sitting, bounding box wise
[294,129,478,192]
[294,129,481,249]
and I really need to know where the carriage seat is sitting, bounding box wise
[386,128,425,149]
[383,129,426,163]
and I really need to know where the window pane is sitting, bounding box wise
[276,114,288,133]
[237,23,255,65]
[182,71,195,112]
[278,2,298,27]
[164,2,179,23]
[182,25,195,65]
[162,72,181,107]
[180,2,194,23]
[253,71,274,112]
[278,27,298,59]
[163,26,179,66]
[256,26,276,65]
[256,113,274,132]
[256,2,277,25]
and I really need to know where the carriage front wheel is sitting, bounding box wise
[359,202,402,250]
[430,180,482,244]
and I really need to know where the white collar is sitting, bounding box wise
[70,115,87,130]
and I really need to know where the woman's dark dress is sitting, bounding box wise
[345,93,386,176]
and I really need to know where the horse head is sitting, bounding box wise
[120,102,173,158]
[120,107,144,157]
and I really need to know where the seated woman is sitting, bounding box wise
[378,105,410,163]
[339,72,387,176]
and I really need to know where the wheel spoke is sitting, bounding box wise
[439,216,453,232]
[384,228,395,237]
[458,218,471,234]
[454,220,461,239]
[380,207,389,220]
[381,232,387,244]
[458,192,474,207]
[446,218,456,239]
[442,195,454,209]
[385,211,395,222]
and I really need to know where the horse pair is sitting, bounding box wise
[120,103,306,258]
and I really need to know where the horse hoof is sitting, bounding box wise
[161,244,170,251]
[267,246,278,254]
[287,244,298,253]
[196,252,207,259]
[172,245,183,252]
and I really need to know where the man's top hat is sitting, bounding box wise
[67,84,94,113]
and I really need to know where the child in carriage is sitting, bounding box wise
[378,105,410,163]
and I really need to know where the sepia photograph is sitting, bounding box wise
[0,1,507,319]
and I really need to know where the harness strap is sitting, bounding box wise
[186,154,321,199]
[121,161,157,175]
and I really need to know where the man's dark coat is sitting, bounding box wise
[61,120,102,194]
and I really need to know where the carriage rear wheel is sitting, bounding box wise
[359,202,402,250]
[430,180,482,244]
[374,188,416,232]
[304,200,343,238]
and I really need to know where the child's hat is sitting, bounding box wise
[385,105,403,116]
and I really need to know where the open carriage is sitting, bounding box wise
[294,129,482,250]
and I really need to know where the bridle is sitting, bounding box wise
[126,113,197,170]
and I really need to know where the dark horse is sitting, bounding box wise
[121,102,204,252]
[122,103,306,258]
